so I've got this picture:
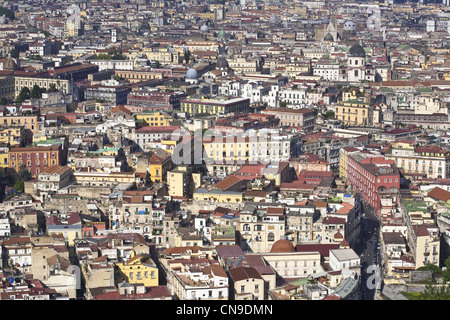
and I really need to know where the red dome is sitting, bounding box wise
[270,239,295,253]
[334,230,344,239]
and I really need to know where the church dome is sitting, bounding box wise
[185,68,198,80]
[218,29,227,40]
[270,239,295,253]
[348,44,366,57]
[4,54,17,70]
[334,230,344,240]
[344,21,355,31]
[200,24,209,32]
[324,32,334,42]
[216,56,229,70]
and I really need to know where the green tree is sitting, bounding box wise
[325,110,335,119]
[18,165,32,181]
[279,101,288,108]
[420,283,450,300]
[0,6,14,20]
[29,54,42,61]
[30,84,43,99]
[13,180,24,192]
[0,97,8,105]
[48,83,58,92]
[184,49,191,64]
[140,22,150,29]
[9,48,19,58]
[16,86,31,103]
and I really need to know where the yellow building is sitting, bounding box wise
[0,126,25,146]
[228,57,259,73]
[409,224,440,269]
[385,142,450,179]
[0,115,40,135]
[47,224,81,247]
[168,167,190,198]
[15,76,71,96]
[335,99,373,126]
[0,152,9,174]
[193,188,243,204]
[74,170,135,187]
[134,111,171,127]
[160,138,179,154]
[203,136,250,164]
[338,146,359,182]
[149,149,173,183]
[115,251,159,287]
[114,70,164,83]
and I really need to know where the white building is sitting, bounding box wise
[279,87,308,105]
[313,62,341,81]
[172,264,229,300]
[329,248,360,271]
[0,217,10,236]
[89,59,134,71]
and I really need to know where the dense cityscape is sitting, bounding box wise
[0,0,448,302]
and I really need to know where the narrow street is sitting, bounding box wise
[359,203,381,300]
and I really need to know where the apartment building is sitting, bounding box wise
[134,111,171,127]
[73,169,135,187]
[14,76,72,96]
[335,99,374,126]
[346,153,400,216]
[0,114,41,135]
[385,142,450,179]
[84,82,131,105]
[114,252,159,287]
[0,75,15,101]
[127,89,187,111]
[114,69,163,82]
[0,126,29,146]
[2,237,32,273]
[313,62,341,81]
[8,145,62,177]
[171,263,228,300]
[135,126,180,152]
[229,267,265,300]
[203,131,297,165]
[408,224,440,269]
[181,97,250,116]
[238,205,286,253]
[262,107,315,132]
[285,205,316,243]
[0,217,10,237]
[32,165,74,201]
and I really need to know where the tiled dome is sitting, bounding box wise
[270,239,295,253]
[348,44,366,57]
